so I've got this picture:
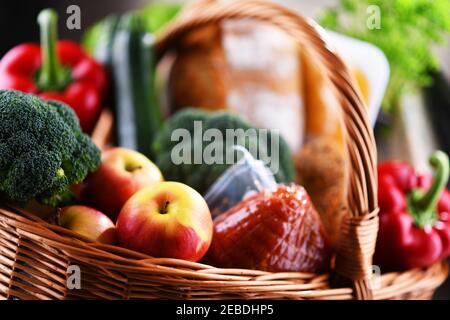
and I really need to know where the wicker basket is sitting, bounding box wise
[0,0,448,300]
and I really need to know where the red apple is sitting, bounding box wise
[82,147,164,221]
[116,182,213,262]
[59,205,116,244]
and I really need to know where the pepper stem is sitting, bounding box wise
[36,9,70,91]
[408,151,450,227]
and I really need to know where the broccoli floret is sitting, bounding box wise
[153,108,295,194]
[0,90,101,206]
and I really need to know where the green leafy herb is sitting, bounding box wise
[138,3,182,33]
[320,0,450,111]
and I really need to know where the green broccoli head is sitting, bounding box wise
[153,108,295,194]
[0,90,101,206]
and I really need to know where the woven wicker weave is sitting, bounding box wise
[0,0,447,300]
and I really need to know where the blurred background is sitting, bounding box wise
[1,0,449,299]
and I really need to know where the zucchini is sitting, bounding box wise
[111,14,162,159]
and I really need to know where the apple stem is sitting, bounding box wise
[160,201,169,214]
[125,164,142,173]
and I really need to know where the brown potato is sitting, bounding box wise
[295,138,348,246]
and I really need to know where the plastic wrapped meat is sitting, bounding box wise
[204,146,277,218]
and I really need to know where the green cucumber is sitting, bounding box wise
[111,14,162,160]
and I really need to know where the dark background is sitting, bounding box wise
[0,0,449,300]
[0,0,145,56]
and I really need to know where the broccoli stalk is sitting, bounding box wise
[0,90,101,207]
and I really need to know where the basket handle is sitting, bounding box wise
[155,0,379,300]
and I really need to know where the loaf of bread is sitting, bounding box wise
[168,25,227,112]
[168,20,305,153]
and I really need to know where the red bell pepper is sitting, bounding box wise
[0,9,107,133]
[374,151,450,271]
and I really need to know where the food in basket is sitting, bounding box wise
[116,181,213,261]
[294,138,347,246]
[59,205,116,245]
[166,22,366,156]
[300,49,346,152]
[204,146,277,218]
[0,9,108,133]
[204,184,331,272]
[295,44,349,246]
[165,20,351,245]
[168,21,305,152]
[374,151,450,271]
[153,108,295,195]
[0,89,101,207]
[81,147,164,221]
[168,25,228,113]
[352,66,370,105]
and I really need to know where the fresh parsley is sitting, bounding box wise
[320,0,450,111]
